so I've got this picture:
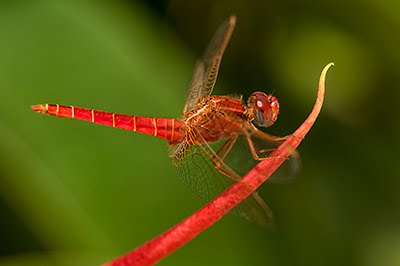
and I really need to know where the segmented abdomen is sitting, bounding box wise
[31,104,185,144]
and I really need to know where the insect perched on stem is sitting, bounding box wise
[32,15,296,228]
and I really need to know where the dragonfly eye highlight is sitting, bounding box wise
[248,92,279,127]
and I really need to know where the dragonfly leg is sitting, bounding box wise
[247,124,300,160]
[250,123,289,142]
[215,134,238,161]
[245,131,300,161]
[210,134,241,181]
[205,133,258,186]
[244,130,286,161]
[191,129,241,182]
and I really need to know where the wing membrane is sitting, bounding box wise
[171,139,274,229]
[183,16,236,113]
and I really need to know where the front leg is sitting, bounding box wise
[250,123,289,142]
[244,129,299,161]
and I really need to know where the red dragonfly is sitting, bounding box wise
[32,16,292,228]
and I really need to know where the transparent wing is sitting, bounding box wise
[170,139,275,229]
[183,16,236,113]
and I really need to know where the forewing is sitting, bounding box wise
[183,16,236,113]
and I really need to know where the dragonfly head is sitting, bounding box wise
[247,92,279,127]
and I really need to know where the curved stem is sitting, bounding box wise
[103,63,334,266]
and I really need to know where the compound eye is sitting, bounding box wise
[248,92,279,127]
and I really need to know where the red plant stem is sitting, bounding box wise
[103,63,334,266]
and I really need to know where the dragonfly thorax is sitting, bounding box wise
[183,95,248,144]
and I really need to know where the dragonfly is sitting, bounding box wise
[32,15,294,228]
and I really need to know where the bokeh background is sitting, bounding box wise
[0,0,399,265]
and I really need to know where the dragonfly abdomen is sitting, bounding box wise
[32,104,185,144]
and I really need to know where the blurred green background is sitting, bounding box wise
[0,0,399,265]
